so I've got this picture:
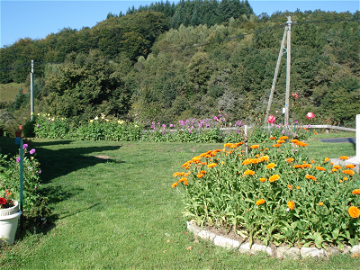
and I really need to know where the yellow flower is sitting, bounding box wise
[324,157,330,162]
[178,177,187,183]
[269,174,280,182]
[208,163,217,168]
[242,159,251,165]
[287,201,295,210]
[344,177,348,181]
[224,143,233,148]
[266,163,276,169]
[296,186,300,189]
[197,173,204,178]
[348,206,360,218]
[318,202,324,206]
[339,156,349,160]
[256,199,265,205]
[286,158,294,163]
[250,145,260,149]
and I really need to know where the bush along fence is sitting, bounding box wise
[29,113,318,143]
[171,137,360,252]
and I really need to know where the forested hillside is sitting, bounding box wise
[0,0,359,128]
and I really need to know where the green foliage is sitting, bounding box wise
[0,147,50,228]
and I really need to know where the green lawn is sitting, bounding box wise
[0,136,358,269]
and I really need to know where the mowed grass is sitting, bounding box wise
[0,135,358,269]
[0,83,26,102]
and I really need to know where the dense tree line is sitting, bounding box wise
[1,3,359,127]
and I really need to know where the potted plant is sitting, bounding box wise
[0,190,22,244]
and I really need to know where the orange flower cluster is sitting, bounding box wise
[266,163,276,169]
[243,169,255,176]
[348,206,360,218]
[352,189,360,195]
[269,174,280,182]
[256,199,265,205]
[342,170,354,176]
[287,201,295,210]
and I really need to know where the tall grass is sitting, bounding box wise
[0,137,358,269]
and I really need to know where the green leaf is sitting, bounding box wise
[314,232,323,249]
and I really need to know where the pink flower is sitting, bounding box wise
[23,144,28,149]
[306,112,315,119]
[29,149,36,155]
[267,115,276,124]
[16,157,21,163]
[292,92,299,99]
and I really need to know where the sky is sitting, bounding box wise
[1,0,359,48]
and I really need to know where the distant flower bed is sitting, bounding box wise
[172,137,360,249]
[33,113,309,143]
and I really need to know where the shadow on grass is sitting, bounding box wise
[0,137,123,236]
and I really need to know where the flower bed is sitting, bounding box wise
[172,136,360,250]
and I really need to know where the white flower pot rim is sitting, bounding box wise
[0,200,19,216]
[0,210,22,221]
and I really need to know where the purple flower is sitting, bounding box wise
[170,124,173,128]
[188,130,192,133]
[214,116,218,120]
[206,124,210,128]
[162,124,166,128]
[23,144,28,149]
[282,130,285,133]
[218,114,222,117]
[36,124,40,127]
[295,120,298,124]
[157,122,160,125]
[38,170,42,174]
[16,157,21,163]
[287,133,290,135]
[29,148,36,155]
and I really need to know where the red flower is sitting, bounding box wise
[0,198,6,205]
[306,112,315,119]
[267,115,276,124]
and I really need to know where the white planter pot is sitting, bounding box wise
[0,200,22,244]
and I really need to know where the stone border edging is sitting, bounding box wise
[187,221,360,259]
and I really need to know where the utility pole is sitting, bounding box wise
[284,16,292,125]
[264,26,288,125]
[30,60,34,121]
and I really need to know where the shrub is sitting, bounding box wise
[172,137,360,249]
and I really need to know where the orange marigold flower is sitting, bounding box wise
[250,158,260,164]
[324,157,330,162]
[250,145,260,149]
[200,170,206,174]
[185,172,191,176]
[182,162,191,168]
[208,163,217,168]
[279,136,289,140]
[270,137,276,140]
[192,156,201,161]
[173,172,185,177]
[332,169,338,172]
[272,144,282,148]
[344,177,348,181]
[291,139,299,143]
[287,201,295,210]
[259,178,266,182]
[269,174,280,182]
[266,163,276,169]
[277,139,286,144]
[256,199,265,205]
[171,182,179,188]
[343,170,354,176]
[348,206,360,218]
[178,177,187,183]
[296,186,300,189]
[242,159,251,165]
[286,158,294,163]
[333,165,342,170]
[316,166,326,171]
[339,156,349,160]
[318,202,324,206]
[224,143,233,148]
[352,189,360,195]
[293,164,302,169]
[345,164,356,169]
[305,175,316,181]
[311,159,315,164]
[260,155,270,162]
[339,180,343,183]
[184,180,189,185]
[264,148,269,151]
[244,169,255,176]
[302,164,312,169]
[288,184,293,190]
[197,173,204,178]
